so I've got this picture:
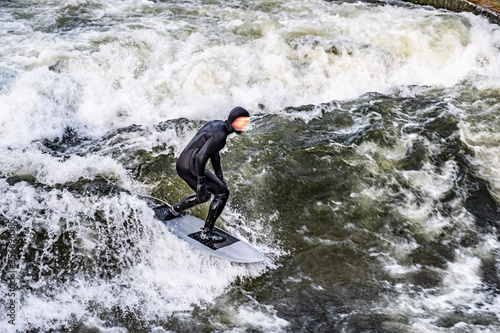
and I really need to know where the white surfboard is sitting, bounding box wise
[153,205,266,263]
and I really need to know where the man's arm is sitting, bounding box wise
[211,153,224,182]
[194,133,214,202]
[195,133,213,178]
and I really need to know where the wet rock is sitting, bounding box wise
[402,0,500,24]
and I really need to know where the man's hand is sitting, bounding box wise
[197,177,210,202]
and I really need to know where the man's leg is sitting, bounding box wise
[161,169,208,220]
[202,186,229,233]
[162,169,230,243]
[199,174,229,242]
[167,170,222,218]
[172,194,199,212]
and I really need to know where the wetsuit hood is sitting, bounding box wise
[226,107,250,134]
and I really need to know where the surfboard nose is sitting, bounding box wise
[220,241,266,263]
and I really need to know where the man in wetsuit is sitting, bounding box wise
[161,107,251,243]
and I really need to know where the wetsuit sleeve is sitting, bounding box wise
[195,133,214,179]
[211,152,223,180]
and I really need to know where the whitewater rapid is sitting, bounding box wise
[1,0,500,332]
[1,0,499,147]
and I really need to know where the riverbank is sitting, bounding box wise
[403,0,500,23]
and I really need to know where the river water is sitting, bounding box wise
[1,0,500,332]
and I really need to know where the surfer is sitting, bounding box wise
[161,107,251,243]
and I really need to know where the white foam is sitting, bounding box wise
[0,179,270,331]
[381,239,500,331]
[459,118,500,202]
[1,0,499,145]
[0,147,130,188]
[223,300,289,332]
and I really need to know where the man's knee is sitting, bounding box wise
[217,187,229,201]
[198,194,211,204]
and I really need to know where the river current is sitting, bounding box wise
[1,0,500,332]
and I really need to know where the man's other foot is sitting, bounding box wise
[154,205,182,221]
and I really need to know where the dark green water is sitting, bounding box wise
[1,0,500,332]
[140,85,500,331]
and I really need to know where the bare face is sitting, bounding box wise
[232,116,250,132]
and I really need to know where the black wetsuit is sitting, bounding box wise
[172,107,249,233]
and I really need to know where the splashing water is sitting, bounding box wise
[1,0,500,331]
